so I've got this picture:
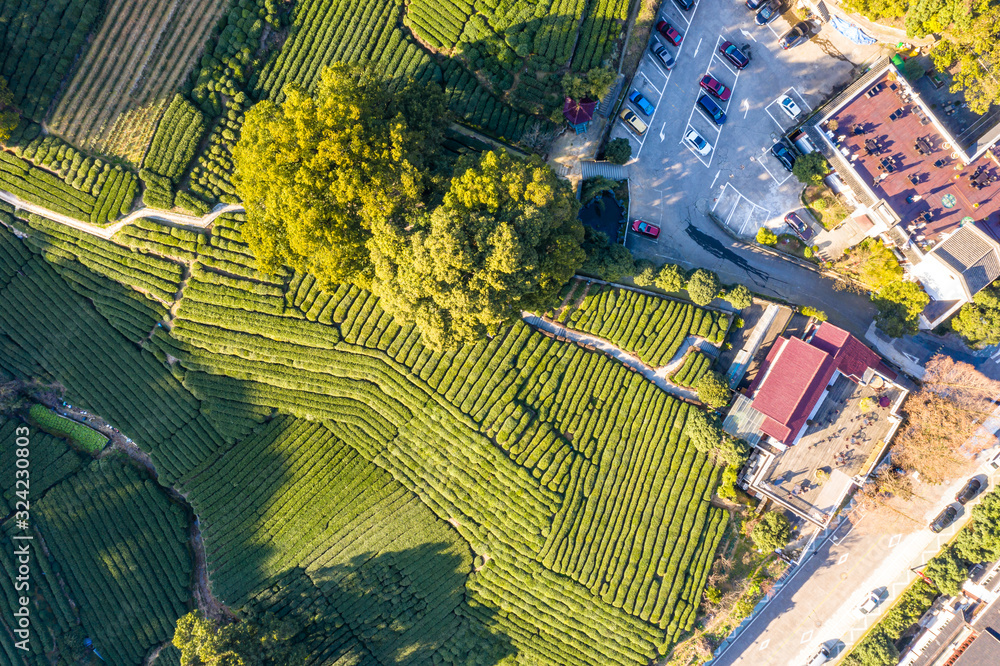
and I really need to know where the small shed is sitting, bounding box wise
[563,97,597,134]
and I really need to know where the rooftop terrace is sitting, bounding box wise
[826,70,1000,250]
[754,374,904,523]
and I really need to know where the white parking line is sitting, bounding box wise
[757,147,792,185]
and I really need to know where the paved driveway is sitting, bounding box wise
[610,1,882,335]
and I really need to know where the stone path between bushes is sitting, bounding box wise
[523,312,701,402]
[0,189,244,239]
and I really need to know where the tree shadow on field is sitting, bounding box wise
[240,546,515,665]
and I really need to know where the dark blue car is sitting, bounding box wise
[697,94,726,125]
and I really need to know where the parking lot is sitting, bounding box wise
[614,0,881,250]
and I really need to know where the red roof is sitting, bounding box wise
[563,98,597,125]
[810,322,896,381]
[749,323,894,445]
[750,337,838,445]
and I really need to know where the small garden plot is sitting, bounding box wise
[671,350,712,388]
[562,284,729,366]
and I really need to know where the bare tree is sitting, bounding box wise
[893,356,999,484]
[518,120,558,155]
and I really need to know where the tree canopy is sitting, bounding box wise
[604,137,631,165]
[686,269,720,306]
[748,511,792,552]
[756,227,777,246]
[893,355,1000,482]
[173,610,306,666]
[792,152,828,186]
[233,64,447,285]
[873,280,929,338]
[654,263,685,292]
[368,150,585,347]
[0,76,17,144]
[951,284,1000,347]
[580,226,635,281]
[696,371,731,409]
[725,284,753,309]
[561,67,617,102]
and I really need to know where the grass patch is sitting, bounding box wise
[803,184,852,231]
[28,404,108,453]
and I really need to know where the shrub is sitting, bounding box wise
[801,306,827,321]
[605,138,631,165]
[686,269,720,306]
[725,284,752,309]
[632,260,658,287]
[756,227,777,246]
[655,263,685,292]
[804,246,814,259]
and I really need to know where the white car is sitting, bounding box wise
[853,590,881,618]
[779,95,801,119]
[684,128,712,155]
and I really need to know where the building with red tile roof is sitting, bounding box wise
[747,322,895,447]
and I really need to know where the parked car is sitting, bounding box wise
[699,74,731,101]
[780,21,811,49]
[930,504,959,533]
[620,109,648,135]
[656,20,683,46]
[632,219,660,238]
[807,646,831,666]
[651,43,675,70]
[684,128,712,155]
[629,90,655,116]
[673,0,695,9]
[990,450,1000,470]
[779,95,801,119]
[771,141,796,171]
[785,212,814,241]
[719,41,750,69]
[755,0,781,25]
[852,590,882,618]
[956,478,984,505]
[697,94,726,125]
[746,0,766,8]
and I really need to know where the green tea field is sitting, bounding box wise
[0,212,729,664]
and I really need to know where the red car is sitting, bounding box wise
[719,41,749,69]
[699,74,731,101]
[632,219,660,238]
[656,20,683,46]
[784,212,814,241]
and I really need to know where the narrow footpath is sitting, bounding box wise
[0,189,244,239]
[523,312,701,402]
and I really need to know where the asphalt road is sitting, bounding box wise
[611,0,880,338]
[712,404,1000,666]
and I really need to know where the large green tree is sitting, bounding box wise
[873,280,929,337]
[233,65,447,285]
[368,150,585,348]
[749,511,792,552]
[952,284,1000,347]
[173,610,306,666]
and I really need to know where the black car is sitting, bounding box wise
[930,505,959,533]
[674,0,695,9]
[956,478,984,505]
[755,0,781,25]
[780,21,811,49]
[771,141,796,171]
